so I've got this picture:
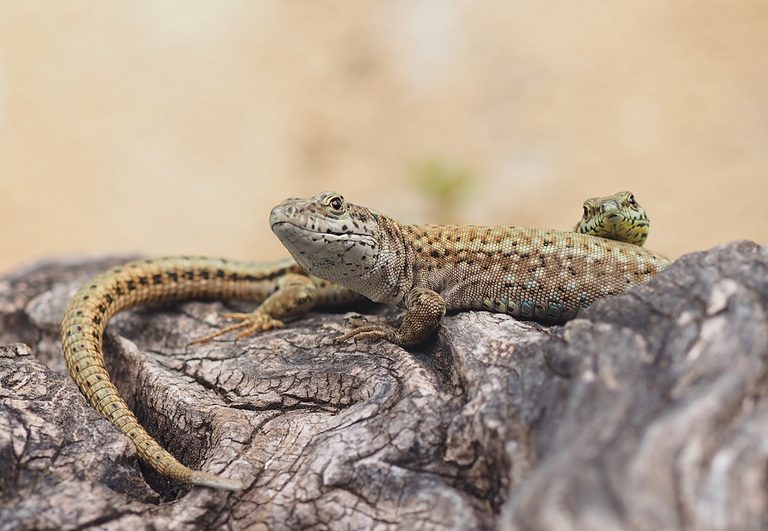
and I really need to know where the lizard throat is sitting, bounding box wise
[271,220,380,285]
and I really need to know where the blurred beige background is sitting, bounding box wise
[1,1,766,274]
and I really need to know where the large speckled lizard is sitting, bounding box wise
[270,191,667,346]
[61,191,669,490]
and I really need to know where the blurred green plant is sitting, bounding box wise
[410,159,476,224]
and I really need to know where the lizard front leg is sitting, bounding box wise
[336,287,446,347]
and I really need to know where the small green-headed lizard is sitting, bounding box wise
[575,191,650,246]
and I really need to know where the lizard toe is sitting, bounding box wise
[336,324,397,344]
[189,311,284,345]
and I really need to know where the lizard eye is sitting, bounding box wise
[329,196,344,211]
[582,206,589,218]
[628,194,637,207]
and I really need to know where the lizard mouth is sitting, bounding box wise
[269,218,325,237]
[270,219,367,239]
[271,219,378,253]
[269,219,295,231]
[269,206,337,236]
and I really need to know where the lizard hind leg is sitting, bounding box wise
[189,273,318,345]
[188,312,285,345]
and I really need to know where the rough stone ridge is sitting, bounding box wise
[1,241,766,530]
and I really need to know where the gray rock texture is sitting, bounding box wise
[0,242,766,530]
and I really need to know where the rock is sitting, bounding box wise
[0,241,766,530]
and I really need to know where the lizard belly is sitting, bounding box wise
[439,272,585,322]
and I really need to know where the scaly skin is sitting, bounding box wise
[60,256,358,490]
[61,191,665,490]
[574,191,650,246]
[270,191,670,346]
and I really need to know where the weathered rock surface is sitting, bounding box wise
[0,242,766,530]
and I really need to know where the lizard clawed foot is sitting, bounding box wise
[189,311,285,345]
[334,323,399,344]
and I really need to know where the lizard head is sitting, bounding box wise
[270,192,382,284]
[574,190,649,246]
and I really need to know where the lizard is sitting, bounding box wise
[574,191,650,246]
[60,191,667,490]
[269,191,670,346]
